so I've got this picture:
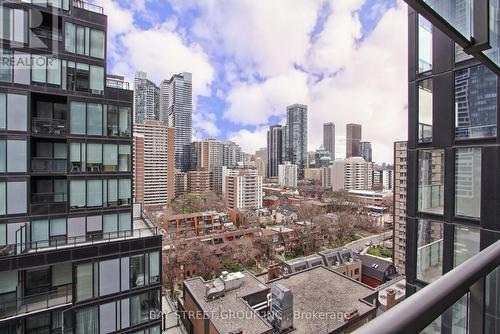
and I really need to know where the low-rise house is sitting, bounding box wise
[359,255,399,288]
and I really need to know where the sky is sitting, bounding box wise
[95,0,409,164]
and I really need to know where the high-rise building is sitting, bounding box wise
[267,125,283,177]
[360,141,372,162]
[346,123,362,158]
[393,141,407,275]
[278,162,298,188]
[304,168,323,183]
[134,120,176,206]
[222,168,263,210]
[322,166,333,188]
[323,122,336,160]
[0,2,162,333]
[284,104,308,178]
[372,168,394,191]
[134,71,160,124]
[187,170,213,193]
[175,170,188,197]
[331,157,373,191]
[254,147,268,178]
[222,141,242,167]
[382,3,500,332]
[161,72,193,171]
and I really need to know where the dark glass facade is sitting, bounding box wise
[0,2,162,333]
[406,1,500,332]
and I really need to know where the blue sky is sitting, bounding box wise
[99,0,408,163]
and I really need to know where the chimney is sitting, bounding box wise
[386,288,396,310]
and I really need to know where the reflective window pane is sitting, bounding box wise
[484,0,500,68]
[76,263,93,301]
[64,22,76,53]
[453,225,480,267]
[70,102,86,135]
[89,65,104,94]
[7,181,27,214]
[90,29,105,59]
[455,148,481,218]
[455,65,497,139]
[418,79,433,143]
[76,306,98,334]
[417,219,443,283]
[87,103,102,136]
[7,94,27,132]
[485,267,500,333]
[418,15,433,73]
[418,150,444,215]
[423,0,472,39]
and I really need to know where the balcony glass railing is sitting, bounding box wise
[31,192,67,215]
[32,118,67,136]
[0,284,72,319]
[72,0,104,14]
[31,159,67,173]
[0,226,158,258]
[353,238,500,334]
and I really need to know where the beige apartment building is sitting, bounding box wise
[393,141,407,274]
[134,120,175,206]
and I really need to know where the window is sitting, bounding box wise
[7,140,27,173]
[119,179,131,205]
[0,93,5,129]
[0,49,12,82]
[0,141,5,173]
[103,214,118,238]
[130,291,160,326]
[86,180,102,208]
[7,181,27,214]
[100,302,116,334]
[47,58,61,85]
[149,251,160,284]
[75,63,89,92]
[86,143,102,172]
[422,0,471,39]
[418,79,433,143]
[418,15,432,73]
[64,22,76,53]
[417,219,443,283]
[32,55,47,83]
[119,212,131,235]
[70,142,85,172]
[76,306,98,334]
[32,220,49,248]
[455,65,497,139]
[87,103,102,136]
[486,267,500,333]
[0,182,5,215]
[70,102,86,135]
[7,93,27,131]
[107,179,118,207]
[104,144,118,172]
[89,65,104,94]
[64,22,105,59]
[119,107,131,136]
[99,259,119,296]
[70,180,85,209]
[0,7,26,43]
[455,148,481,218]
[130,254,145,288]
[90,29,105,59]
[118,145,131,171]
[454,225,480,267]
[418,150,444,215]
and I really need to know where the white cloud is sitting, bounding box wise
[227,127,270,154]
[96,0,215,98]
[193,111,220,138]
[224,70,309,126]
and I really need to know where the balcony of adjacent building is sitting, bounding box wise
[0,265,72,321]
[73,0,104,14]
[31,141,68,174]
[31,96,68,138]
[30,178,68,215]
[0,214,158,258]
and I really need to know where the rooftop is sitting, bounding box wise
[267,266,376,334]
[184,271,272,334]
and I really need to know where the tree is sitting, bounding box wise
[330,212,357,248]
[169,192,225,214]
[297,202,325,222]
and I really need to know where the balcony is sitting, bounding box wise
[0,219,159,258]
[31,158,67,173]
[353,238,500,334]
[32,118,67,136]
[30,192,68,215]
[73,0,104,14]
[0,284,72,319]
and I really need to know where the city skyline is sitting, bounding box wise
[98,0,407,164]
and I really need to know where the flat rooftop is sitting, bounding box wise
[267,266,376,334]
[184,271,273,334]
